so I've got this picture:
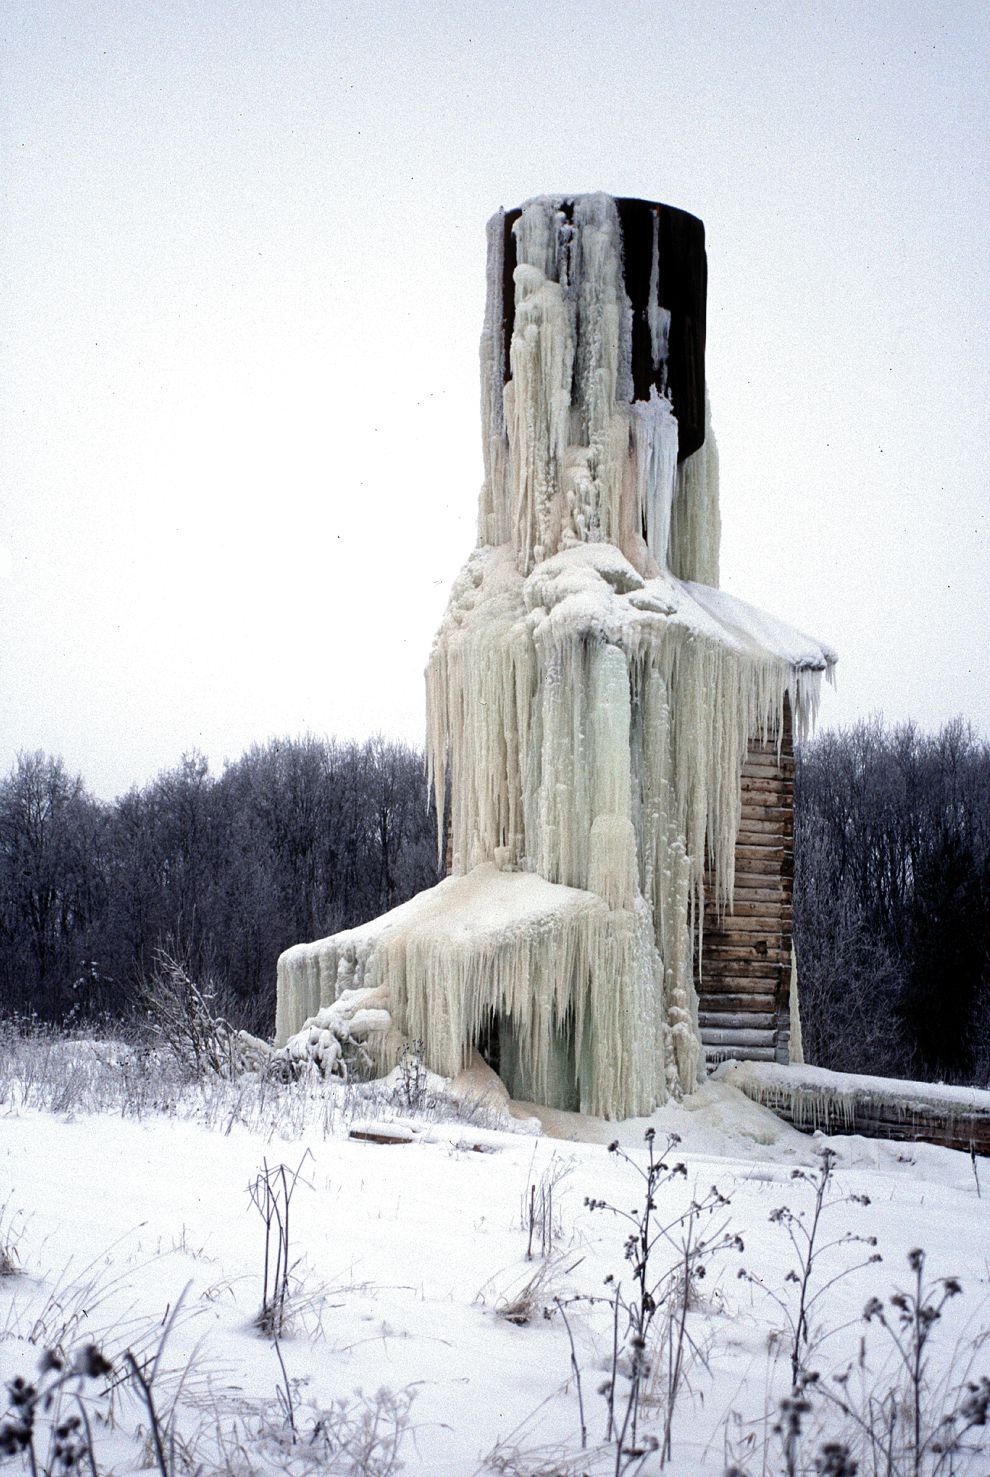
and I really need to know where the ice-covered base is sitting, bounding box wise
[277,862,666,1120]
[277,540,833,1120]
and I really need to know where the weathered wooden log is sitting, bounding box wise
[730,887,791,905]
[699,1011,776,1030]
[708,1045,778,1062]
[702,1030,776,1050]
[700,997,777,1016]
[705,916,789,934]
[705,898,791,920]
[705,946,790,966]
[740,777,794,795]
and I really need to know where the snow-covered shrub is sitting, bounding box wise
[0,1199,25,1279]
[281,987,391,1082]
[247,1153,313,1339]
[236,1383,416,1476]
[744,1251,990,1477]
[585,1130,744,1466]
[138,947,241,1079]
[738,1145,880,1388]
[395,1038,427,1108]
[521,1152,573,1261]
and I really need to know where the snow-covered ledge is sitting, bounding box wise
[715,1060,990,1156]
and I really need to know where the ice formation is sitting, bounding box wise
[276,194,835,1119]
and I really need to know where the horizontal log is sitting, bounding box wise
[736,817,793,837]
[703,973,788,993]
[704,944,790,965]
[732,878,793,897]
[699,968,782,985]
[697,986,786,1010]
[736,829,786,843]
[703,941,790,960]
[700,994,783,1011]
[704,936,789,954]
[706,896,786,913]
[699,1011,776,1031]
[704,937,786,953]
[697,992,777,1012]
[735,830,792,846]
[739,806,793,824]
[742,863,793,876]
[704,926,788,944]
[732,881,791,898]
[701,1027,776,1047]
[704,1044,778,1062]
[707,898,791,920]
[703,934,786,952]
[724,1064,990,1155]
[700,953,785,970]
[704,948,787,966]
[745,733,794,751]
[742,765,795,783]
[739,793,792,807]
[706,930,786,950]
[723,900,789,916]
[705,918,790,936]
[731,863,793,883]
[727,912,791,929]
[740,776,794,794]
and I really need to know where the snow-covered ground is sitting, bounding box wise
[1,1038,988,1474]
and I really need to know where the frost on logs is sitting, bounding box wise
[276,194,836,1120]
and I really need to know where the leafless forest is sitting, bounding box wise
[1,720,987,1085]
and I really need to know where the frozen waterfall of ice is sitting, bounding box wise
[276,194,835,1120]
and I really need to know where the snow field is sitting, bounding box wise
[2,1055,988,1473]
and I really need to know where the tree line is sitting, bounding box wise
[1,718,988,1085]
[0,737,439,1032]
[794,717,990,1085]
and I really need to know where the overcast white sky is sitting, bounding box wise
[2,1,987,801]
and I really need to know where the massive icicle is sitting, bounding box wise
[276,194,836,1120]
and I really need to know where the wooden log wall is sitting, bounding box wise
[698,698,795,1065]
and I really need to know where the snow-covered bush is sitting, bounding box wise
[280,987,392,1082]
[138,947,241,1079]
